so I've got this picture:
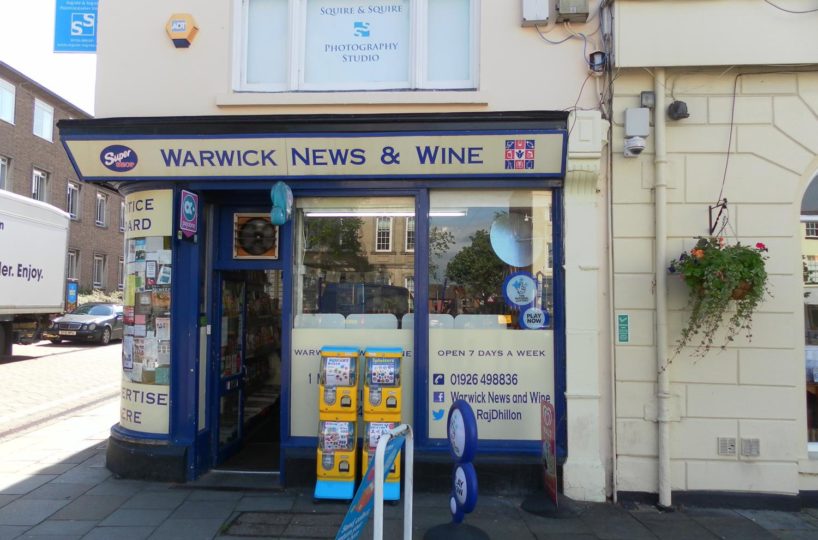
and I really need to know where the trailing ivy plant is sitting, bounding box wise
[668,236,769,356]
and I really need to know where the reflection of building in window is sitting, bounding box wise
[808,222,818,238]
[547,242,553,269]
[405,217,415,252]
[376,217,392,252]
[806,256,818,284]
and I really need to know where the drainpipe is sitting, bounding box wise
[654,67,672,509]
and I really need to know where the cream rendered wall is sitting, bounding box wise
[615,0,818,68]
[95,0,600,117]
[612,68,818,494]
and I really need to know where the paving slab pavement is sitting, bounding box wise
[0,400,817,538]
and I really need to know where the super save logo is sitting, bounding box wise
[100,145,138,172]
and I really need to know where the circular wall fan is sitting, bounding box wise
[237,217,277,256]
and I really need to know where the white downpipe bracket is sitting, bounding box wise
[654,68,672,509]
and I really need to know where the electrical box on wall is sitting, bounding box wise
[556,0,589,23]
[522,0,550,26]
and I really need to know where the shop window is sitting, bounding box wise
[95,192,107,226]
[93,254,106,288]
[67,183,80,219]
[376,217,392,252]
[0,78,14,124]
[33,99,53,141]
[67,249,79,280]
[0,155,8,190]
[237,0,477,92]
[32,169,48,202]
[405,216,415,252]
[292,196,414,437]
[426,189,555,441]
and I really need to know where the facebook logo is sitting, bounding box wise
[433,392,445,403]
[432,373,444,385]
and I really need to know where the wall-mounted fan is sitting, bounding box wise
[233,213,279,260]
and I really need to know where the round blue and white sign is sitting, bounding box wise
[521,307,550,330]
[503,272,537,308]
[447,400,478,463]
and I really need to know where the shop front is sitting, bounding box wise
[59,112,569,484]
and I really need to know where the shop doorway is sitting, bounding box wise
[215,268,284,472]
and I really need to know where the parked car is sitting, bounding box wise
[42,303,124,345]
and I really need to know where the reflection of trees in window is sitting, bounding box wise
[303,217,371,273]
[445,229,505,312]
[428,226,455,281]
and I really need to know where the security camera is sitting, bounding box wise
[624,136,646,157]
[624,107,650,158]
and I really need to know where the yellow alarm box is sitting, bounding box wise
[318,346,359,419]
[316,420,357,482]
[363,347,402,419]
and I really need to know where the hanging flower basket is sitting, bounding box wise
[668,236,769,356]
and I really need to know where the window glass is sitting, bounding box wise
[808,222,818,238]
[32,169,48,202]
[0,78,14,124]
[428,190,553,327]
[0,156,8,190]
[119,202,126,231]
[426,189,554,443]
[426,0,472,84]
[33,99,53,141]
[405,217,415,252]
[93,255,105,287]
[303,0,410,88]
[291,196,414,439]
[96,192,107,226]
[67,250,78,280]
[246,0,289,85]
[67,183,79,219]
[375,217,392,251]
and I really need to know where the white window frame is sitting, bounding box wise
[375,216,393,252]
[32,169,48,202]
[67,250,79,280]
[0,156,9,190]
[67,182,80,219]
[0,78,14,125]
[807,222,818,238]
[33,99,54,142]
[93,254,106,288]
[95,192,107,227]
[118,257,124,290]
[233,0,479,92]
[119,201,126,232]
[405,216,415,252]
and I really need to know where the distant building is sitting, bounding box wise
[0,61,123,295]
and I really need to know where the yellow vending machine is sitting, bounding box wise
[362,346,402,500]
[315,346,359,500]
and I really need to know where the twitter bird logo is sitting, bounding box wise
[432,409,445,421]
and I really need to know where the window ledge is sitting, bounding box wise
[216,90,488,108]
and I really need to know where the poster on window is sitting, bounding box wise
[303,0,410,88]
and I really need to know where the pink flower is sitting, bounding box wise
[755,242,767,251]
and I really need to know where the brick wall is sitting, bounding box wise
[0,63,124,295]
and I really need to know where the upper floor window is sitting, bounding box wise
[237,0,477,92]
[95,192,108,226]
[0,78,14,124]
[33,99,54,141]
[807,222,818,238]
[405,216,415,252]
[32,169,48,202]
[0,156,9,190]
[376,217,392,252]
[67,183,80,219]
[119,201,126,232]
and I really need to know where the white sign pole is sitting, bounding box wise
[373,424,413,540]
